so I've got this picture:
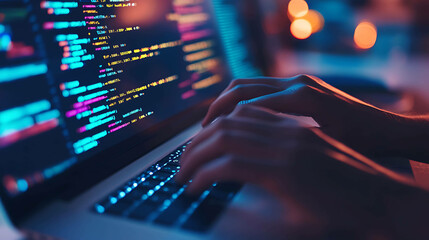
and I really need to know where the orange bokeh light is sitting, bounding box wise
[290,19,312,40]
[354,21,377,50]
[288,0,309,18]
[302,10,324,33]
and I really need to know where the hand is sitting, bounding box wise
[202,75,429,160]
[177,105,428,239]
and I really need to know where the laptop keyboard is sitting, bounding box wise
[93,142,241,232]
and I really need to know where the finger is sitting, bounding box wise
[186,155,273,194]
[182,116,299,164]
[222,77,284,94]
[176,131,287,183]
[223,75,321,94]
[229,105,293,123]
[184,118,273,162]
[241,84,325,118]
[202,84,282,126]
[178,131,281,183]
[203,75,328,126]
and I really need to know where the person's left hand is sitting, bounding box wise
[175,105,424,239]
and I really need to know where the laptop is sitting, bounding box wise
[0,0,288,239]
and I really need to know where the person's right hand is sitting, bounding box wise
[178,105,429,239]
[202,75,429,160]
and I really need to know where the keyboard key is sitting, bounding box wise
[129,202,157,221]
[160,184,181,194]
[181,198,226,232]
[151,172,172,181]
[168,161,180,167]
[165,179,183,188]
[94,142,238,233]
[146,192,171,205]
[146,166,158,174]
[121,187,150,203]
[140,178,161,188]
[159,165,180,174]
[154,193,199,226]
[156,157,170,166]
[129,192,173,221]
[106,201,134,216]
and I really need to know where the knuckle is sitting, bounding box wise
[296,74,314,84]
[295,85,320,99]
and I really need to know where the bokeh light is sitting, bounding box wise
[291,19,312,39]
[288,0,309,18]
[354,21,377,50]
[302,10,324,33]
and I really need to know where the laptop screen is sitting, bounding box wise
[0,0,261,221]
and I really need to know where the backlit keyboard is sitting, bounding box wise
[93,142,241,232]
